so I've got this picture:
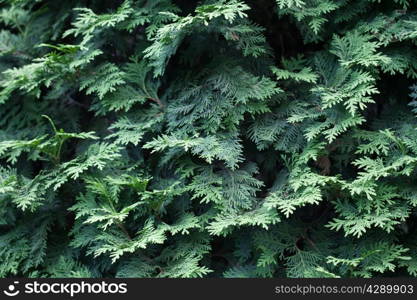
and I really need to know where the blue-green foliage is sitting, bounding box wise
[1,0,417,278]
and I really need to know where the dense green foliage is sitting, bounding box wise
[1,0,417,278]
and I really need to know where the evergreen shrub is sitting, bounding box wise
[1,0,417,278]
